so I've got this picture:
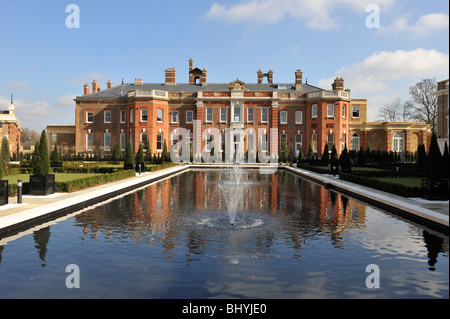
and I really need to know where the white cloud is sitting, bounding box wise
[317,48,449,121]
[380,13,449,38]
[205,0,395,30]
[0,94,75,131]
[318,48,449,93]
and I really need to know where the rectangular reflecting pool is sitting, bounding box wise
[0,169,448,298]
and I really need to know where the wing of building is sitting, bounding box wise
[0,95,22,156]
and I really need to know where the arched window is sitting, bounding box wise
[351,133,359,151]
[393,132,404,152]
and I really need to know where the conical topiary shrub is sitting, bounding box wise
[425,134,442,180]
[30,130,55,195]
[339,145,351,173]
[33,130,50,176]
[124,142,135,170]
[135,143,145,172]
[422,133,448,200]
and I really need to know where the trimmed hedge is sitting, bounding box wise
[7,170,135,196]
[55,170,135,192]
[296,163,330,174]
[7,162,179,196]
[339,172,422,197]
[147,162,177,171]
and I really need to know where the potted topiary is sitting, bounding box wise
[422,134,448,200]
[123,142,135,170]
[50,145,62,168]
[0,159,8,206]
[30,130,55,196]
[135,143,145,173]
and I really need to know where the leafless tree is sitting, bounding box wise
[377,97,413,122]
[409,78,438,133]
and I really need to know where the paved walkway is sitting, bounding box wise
[0,164,448,236]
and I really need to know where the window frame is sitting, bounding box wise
[247,107,254,123]
[186,110,193,124]
[206,107,213,123]
[393,132,404,152]
[295,110,303,124]
[172,110,179,124]
[86,132,93,151]
[157,109,163,123]
[352,133,360,151]
[104,132,111,151]
[311,104,318,118]
[295,134,302,155]
[352,106,360,118]
[327,104,334,118]
[261,107,269,123]
[86,111,94,123]
[104,110,111,123]
[141,109,148,122]
[280,111,288,124]
[220,107,227,123]
[157,132,163,151]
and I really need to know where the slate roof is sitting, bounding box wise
[75,82,324,100]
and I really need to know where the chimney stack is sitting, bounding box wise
[295,69,303,90]
[134,78,143,85]
[92,80,100,92]
[332,77,344,91]
[189,58,194,84]
[107,80,113,89]
[200,68,207,86]
[267,69,273,84]
[84,83,90,95]
[257,69,263,84]
[165,68,176,85]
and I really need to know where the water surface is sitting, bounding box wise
[0,169,448,298]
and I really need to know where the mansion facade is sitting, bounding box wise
[65,59,431,160]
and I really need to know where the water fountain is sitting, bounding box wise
[218,164,246,225]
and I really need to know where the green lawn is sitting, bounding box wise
[4,173,100,184]
[372,177,422,188]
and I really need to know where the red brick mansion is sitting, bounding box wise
[65,58,430,160]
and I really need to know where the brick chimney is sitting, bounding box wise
[92,80,100,92]
[257,69,263,84]
[267,69,273,84]
[189,58,194,84]
[165,68,176,85]
[295,69,303,90]
[107,80,113,89]
[84,83,90,95]
[332,77,344,91]
[134,78,143,85]
[200,68,207,86]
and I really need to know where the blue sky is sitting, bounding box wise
[0,0,448,131]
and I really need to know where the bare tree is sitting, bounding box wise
[409,78,438,133]
[377,97,413,122]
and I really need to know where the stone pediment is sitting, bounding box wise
[229,78,246,91]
